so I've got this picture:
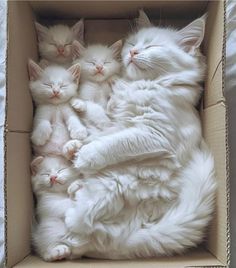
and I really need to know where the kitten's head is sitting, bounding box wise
[35,20,84,64]
[31,156,76,193]
[122,11,206,80]
[28,60,80,105]
[73,40,122,83]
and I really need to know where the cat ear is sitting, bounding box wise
[72,19,84,43]
[135,10,151,29]
[110,40,123,58]
[72,40,85,59]
[68,63,81,84]
[30,156,44,175]
[178,15,206,53]
[35,22,48,42]
[28,59,44,81]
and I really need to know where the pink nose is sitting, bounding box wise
[130,49,139,58]
[96,65,103,72]
[57,46,65,54]
[50,175,57,184]
[53,89,59,95]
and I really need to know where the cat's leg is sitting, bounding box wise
[63,140,83,160]
[70,98,87,112]
[85,101,111,129]
[73,127,172,172]
[31,106,52,146]
[43,244,71,262]
[63,106,88,140]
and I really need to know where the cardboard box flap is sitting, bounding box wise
[204,1,225,108]
[7,1,37,132]
[29,1,207,20]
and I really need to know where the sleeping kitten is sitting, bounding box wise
[28,60,86,159]
[71,40,122,130]
[31,155,82,261]
[35,19,84,67]
[66,13,216,259]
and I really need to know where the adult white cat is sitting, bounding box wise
[65,12,216,258]
[71,40,122,131]
[28,60,86,159]
[31,155,83,261]
[35,19,84,67]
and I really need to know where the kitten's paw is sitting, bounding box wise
[31,123,52,146]
[63,140,83,160]
[44,244,71,262]
[70,126,88,140]
[71,99,87,112]
[68,180,83,199]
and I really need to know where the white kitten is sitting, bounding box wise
[28,60,86,159]
[31,155,82,261]
[35,20,84,66]
[67,13,216,258]
[71,40,123,131]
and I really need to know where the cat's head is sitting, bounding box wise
[31,156,76,193]
[28,60,80,105]
[35,20,84,64]
[122,11,206,81]
[73,40,122,83]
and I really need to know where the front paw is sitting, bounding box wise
[31,123,52,146]
[63,140,83,160]
[71,99,87,112]
[70,126,88,140]
[43,245,71,262]
[73,143,106,172]
[68,180,83,199]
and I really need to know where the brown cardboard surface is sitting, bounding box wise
[204,1,225,108]
[14,249,224,268]
[202,103,227,264]
[6,0,228,267]
[7,1,37,132]
[29,1,207,20]
[6,132,33,268]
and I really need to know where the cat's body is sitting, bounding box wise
[28,61,86,159]
[35,20,84,67]
[31,155,81,261]
[64,12,216,259]
[71,41,122,132]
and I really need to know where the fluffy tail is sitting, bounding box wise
[125,146,216,258]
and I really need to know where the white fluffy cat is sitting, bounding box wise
[28,60,86,159]
[71,40,123,131]
[64,12,216,258]
[35,19,84,67]
[31,155,83,261]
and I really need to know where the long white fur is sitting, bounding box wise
[31,156,82,261]
[35,19,84,67]
[28,60,86,159]
[71,40,123,131]
[65,12,216,259]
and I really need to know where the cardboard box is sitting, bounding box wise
[4,1,229,267]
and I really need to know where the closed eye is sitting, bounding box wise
[43,83,52,88]
[104,61,111,64]
[40,173,49,176]
[86,61,96,65]
[127,42,135,46]
[145,45,161,49]
[58,168,68,173]
[64,43,71,47]
[60,84,68,89]
[49,43,57,46]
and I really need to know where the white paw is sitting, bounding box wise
[68,180,83,199]
[31,123,52,146]
[71,99,87,112]
[73,143,106,172]
[44,244,71,262]
[63,140,83,160]
[70,126,88,140]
